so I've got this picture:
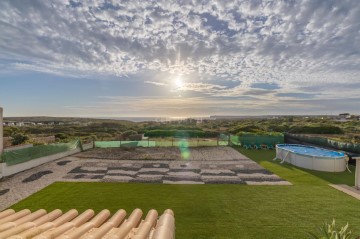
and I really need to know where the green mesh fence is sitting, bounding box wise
[285,133,360,154]
[230,135,241,145]
[95,138,228,148]
[218,134,229,146]
[230,134,284,146]
[0,140,81,166]
[95,141,156,148]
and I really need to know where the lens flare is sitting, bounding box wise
[178,138,190,160]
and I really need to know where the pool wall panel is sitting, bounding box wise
[276,144,346,172]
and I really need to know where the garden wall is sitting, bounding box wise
[0,147,81,178]
[0,141,94,179]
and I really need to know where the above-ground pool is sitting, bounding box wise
[275,144,347,172]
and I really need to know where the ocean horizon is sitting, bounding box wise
[104,116,211,122]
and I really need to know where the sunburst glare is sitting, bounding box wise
[174,75,184,90]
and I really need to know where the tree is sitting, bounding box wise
[55,133,68,140]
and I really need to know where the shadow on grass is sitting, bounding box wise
[234,147,355,186]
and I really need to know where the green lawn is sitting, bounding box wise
[11,148,360,239]
[237,148,356,186]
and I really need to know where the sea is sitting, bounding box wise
[105,117,211,122]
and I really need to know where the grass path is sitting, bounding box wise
[11,148,360,239]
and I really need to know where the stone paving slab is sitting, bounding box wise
[163,180,205,184]
[107,169,138,175]
[138,168,170,173]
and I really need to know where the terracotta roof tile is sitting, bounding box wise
[0,208,175,239]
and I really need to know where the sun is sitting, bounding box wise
[174,76,184,88]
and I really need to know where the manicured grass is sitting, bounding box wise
[11,148,360,239]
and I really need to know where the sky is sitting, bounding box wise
[0,0,360,117]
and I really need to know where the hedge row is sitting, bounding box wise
[144,130,219,138]
[288,125,343,134]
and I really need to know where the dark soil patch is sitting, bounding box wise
[201,172,236,176]
[0,189,10,196]
[204,180,246,184]
[171,168,201,173]
[232,169,273,174]
[69,166,107,174]
[57,160,71,166]
[142,163,169,168]
[22,171,53,183]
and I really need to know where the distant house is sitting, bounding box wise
[339,113,351,119]
[16,122,24,127]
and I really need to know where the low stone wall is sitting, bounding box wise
[31,136,56,144]
[82,142,94,151]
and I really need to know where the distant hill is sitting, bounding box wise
[3,116,134,124]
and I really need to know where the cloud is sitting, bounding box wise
[0,0,360,114]
[276,92,317,99]
[175,82,227,94]
[144,81,167,86]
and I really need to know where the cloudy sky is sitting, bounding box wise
[0,0,359,117]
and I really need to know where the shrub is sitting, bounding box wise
[144,130,217,138]
[307,219,357,239]
[236,131,283,136]
[289,125,344,134]
[121,130,138,138]
[267,124,289,132]
[90,134,98,141]
[11,133,29,145]
[3,126,21,137]
[55,133,68,140]
[229,125,263,134]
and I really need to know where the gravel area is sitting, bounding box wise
[0,157,82,211]
[75,147,248,161]
[76,147,181,160]
[0,147,290,211]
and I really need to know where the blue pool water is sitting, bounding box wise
[277,144,345,158]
